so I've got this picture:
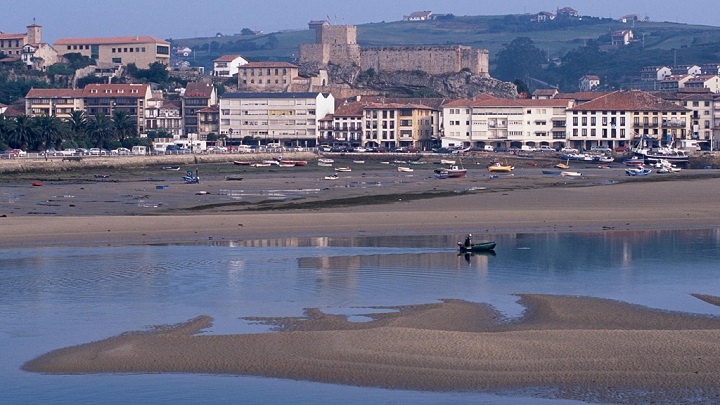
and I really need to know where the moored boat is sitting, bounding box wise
[397,166,414,172]
[633,147,689,164]
[561,171,582,177]
[335,166,352,172]
[488,162,514,173]
[625,167,652,176]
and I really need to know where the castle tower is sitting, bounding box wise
[26,22,42,44]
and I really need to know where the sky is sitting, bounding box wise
[2,0,720,43]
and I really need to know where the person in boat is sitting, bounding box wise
[464,234,472,248]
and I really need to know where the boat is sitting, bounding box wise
[279,162,297,167]
[542,169,561,175]
[393,160,407,165]
[625,167,652,176]
[434,172,450,179]
[458,241,497,253]
[183,170,200,184]
[161,166,181,171]
[440,159,456,165]
[233,161,251,166]
[554,161,570,169]
[435,165,467,178]
[278,159,307,166]
[262,160,279,166]
[623,157,645,166]
[655,159,681,173]
[94,174,110,178]
[32,181,43,187]
[251,162,271,167]
[408,161,424,165]
[397,166,414,172]
[335,166,352,172]
[352,160,365,164]
[561,171,582,177]
[318,158,335,167]
[324,173,339,180]
[487,162,514,173]
[633,147,689,164]
[593,155,614,163]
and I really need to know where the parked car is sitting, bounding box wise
[9,149,27,157]
[59,148,77,156]
[561,147,579,154]
[111,147,131,155]
[89,148,101,155]
[590,146,612,153]
[538,146,556,152]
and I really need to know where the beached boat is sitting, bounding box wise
[593,155,614,163]
[625,167,652,176]
[251,162,272,167]
[397,166,414,172]
[434,172,449,179]
[233,161,251,166]
[623,157,645,166]
[324,173,339,180]
[458,241,497,253]
[488,162,514,173]
[554,161,570,169]
[440,159,456,165]
[161,166,181,171]
[542,169,561,175]
[183,170,200,184]
[561,171,582,177]
[318,158,334,167]
[335,166,352,172]
[352,160,365,164]
[434,165,467,178]
[633,147,689,164]
[655,159,681,173]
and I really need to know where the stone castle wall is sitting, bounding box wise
[298,25,489,77]
[360,46,489,76]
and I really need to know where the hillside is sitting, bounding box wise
[172,13,720,81]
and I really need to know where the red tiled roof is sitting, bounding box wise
[213,55,246,62]
[568,90,689,112]
[533,89,558,96]
[0,33,26,40]
[364,102,433,110]
[555,92,610,102]
[55,36,169,45]
[81,84,150,97]
[161,101,181,109]
[197,105,218,113]
[241,62,297,68]
[357,96,447,109]
[334,101,364,117]
[184,82,214,98]
[442,98,568,108]
[26,88,84,98]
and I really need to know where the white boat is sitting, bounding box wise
[353,160,365,164]
[561,171,582,177]
[440,159,456,165]
[324,174,339,180]
[318,158,335,167]
[655,159,681,173]
[633,147,689,164]
[335,166,352,172]
[397,166,414,172]
[625,167,652,176]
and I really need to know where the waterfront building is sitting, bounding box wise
[219,92,334,147]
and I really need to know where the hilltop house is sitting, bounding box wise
[0,23,41,57]
[212,54,248,78]
[54,36,170,69]
[532,11,556,22]
[556,7,579,18]
[611,30,634,46]
[403,11,433,21]
[579,75,601,91]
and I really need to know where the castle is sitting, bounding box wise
[298,24,489,77]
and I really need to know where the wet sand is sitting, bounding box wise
[22,294,720,404]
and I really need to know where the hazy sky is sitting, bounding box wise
[2,0,719,43]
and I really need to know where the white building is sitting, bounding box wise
[219,92,334,147]
[212,54,248,78]
[441,97,573,150]
[579,75,600,91]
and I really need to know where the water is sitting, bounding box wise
[2,229,720,404]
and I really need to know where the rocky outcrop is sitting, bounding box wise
[299,63,518,99]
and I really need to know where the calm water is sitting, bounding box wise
[3,229,720,405]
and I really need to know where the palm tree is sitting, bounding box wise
[10,115,38,151]
[68,110,88,143]
[0,114,14,147]
[35,115,65,159]
[87,113,114,149]
[112,110,136,143]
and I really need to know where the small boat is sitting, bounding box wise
[162,166,181,171]
[623,157,645,167]
[625,167,652,176]
[435,165,467,178]
[32,181,44,187]
[434,172,450,179]
[262,160,279,166]
[542,169,561,175]
[593,155,614,163]
[324,174,339,180]
[183,170,200,184]
[397,166,414,172]
[251,162,271,167]
[488,162,514,173]
[279,162,297,167]
[352,160,365,164]
[458,241,497,253]
[318,158,334,167]
[335,166,352,172]
[555,160,570,169]
[408,161,424,165]
[278,159,307,166]
[561,171,582,177]
[233,161,251,166]
[94,174,110,178]
[393,160,407,165]
[440,159,456,165]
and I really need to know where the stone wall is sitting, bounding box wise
[299,43,361,66]
[360,46,489,76]
[318,25,357,45]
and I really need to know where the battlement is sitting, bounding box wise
[317,25,356,45]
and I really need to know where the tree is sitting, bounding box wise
[10,115,37,151]
[241,28,255,36]
[35,115,65,159]
[513,79,530,95]
[87,113,114,148]
[493,37,546,82]
[0,114,14,148]
[68,110,87,140]
[112,110,136,142]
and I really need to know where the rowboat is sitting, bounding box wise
[397,166,414,172]
[458,241,497,253]
[561,171,582,177]
[440,159,456,165]
[625,167,652,176]
[324,174,339,180]
[488,162,514,173]
[335,166,352,172]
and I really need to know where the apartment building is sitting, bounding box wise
[237,62,298,92]
[212,55,248,78]
[362,102,437,150]
[145,100,183,136]
[658,89,715,150]
[442,98,572,150]
[219,92,334,147]
[0,23,41,57]
[54,36,170,68]
[82,83,152,135]
[181,82,217,136]
[196,105,219,139]
[320,100,364,146]
[25,88,84,119]
[566,90,690,150]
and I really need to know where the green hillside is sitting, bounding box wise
[171,13,720,91]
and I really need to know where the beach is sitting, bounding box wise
[6,154,720,404]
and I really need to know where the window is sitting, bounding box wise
[157,45,170,55]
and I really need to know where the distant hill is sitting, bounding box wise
[171,13,720,92]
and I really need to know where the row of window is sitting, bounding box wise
[242,79,287,85]
[111,47,146,53]
[242,68,289,76]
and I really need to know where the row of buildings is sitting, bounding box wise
[16,83,720,152]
